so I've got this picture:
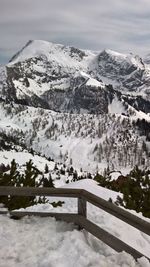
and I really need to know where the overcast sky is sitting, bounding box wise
[0,0,150,64]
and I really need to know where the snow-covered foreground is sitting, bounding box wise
[0,215,149,267]
[0,180,150,267]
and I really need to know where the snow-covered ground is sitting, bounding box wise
[0,215,149,267]
[0,180,150,267]
[0,150,55,172]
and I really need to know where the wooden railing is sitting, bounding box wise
[0,186,150,261]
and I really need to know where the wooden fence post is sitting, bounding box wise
[78,197,87,229]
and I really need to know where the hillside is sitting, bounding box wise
[0,101,149,173]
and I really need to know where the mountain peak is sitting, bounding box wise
[143,53,150,64]
[99,49,144,71]
[103,49,128,58]
[8,40,96,71]
[9,40,62,65]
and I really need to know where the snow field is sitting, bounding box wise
[0,214,149,267]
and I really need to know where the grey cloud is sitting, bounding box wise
[0,0,150,63]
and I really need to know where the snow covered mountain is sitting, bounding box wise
[0,40,150,172]
[3,40,112,114]
[0,40,149,114]
[144,53,150,65]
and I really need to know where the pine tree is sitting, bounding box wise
[42,174,54,188]
[72,170,78,182]
[44,164,49,174]
[47,173,54,188]
[0,159,43,210]
[23,160,40,187]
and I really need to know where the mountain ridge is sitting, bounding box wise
[3,40,150,112]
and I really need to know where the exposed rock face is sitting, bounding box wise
[91,50,147,91]
[42,83,115,114]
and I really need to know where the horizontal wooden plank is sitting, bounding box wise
[77,215,149,261]
[0,186,82,198]
[0,210,78,223]
[82,190,150,236]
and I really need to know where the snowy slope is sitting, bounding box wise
[0,150,55,172]
[0,102,149,173]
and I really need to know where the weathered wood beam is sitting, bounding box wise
[0,210,78,223]
[0,186,82,198]
[82,190,150,236]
